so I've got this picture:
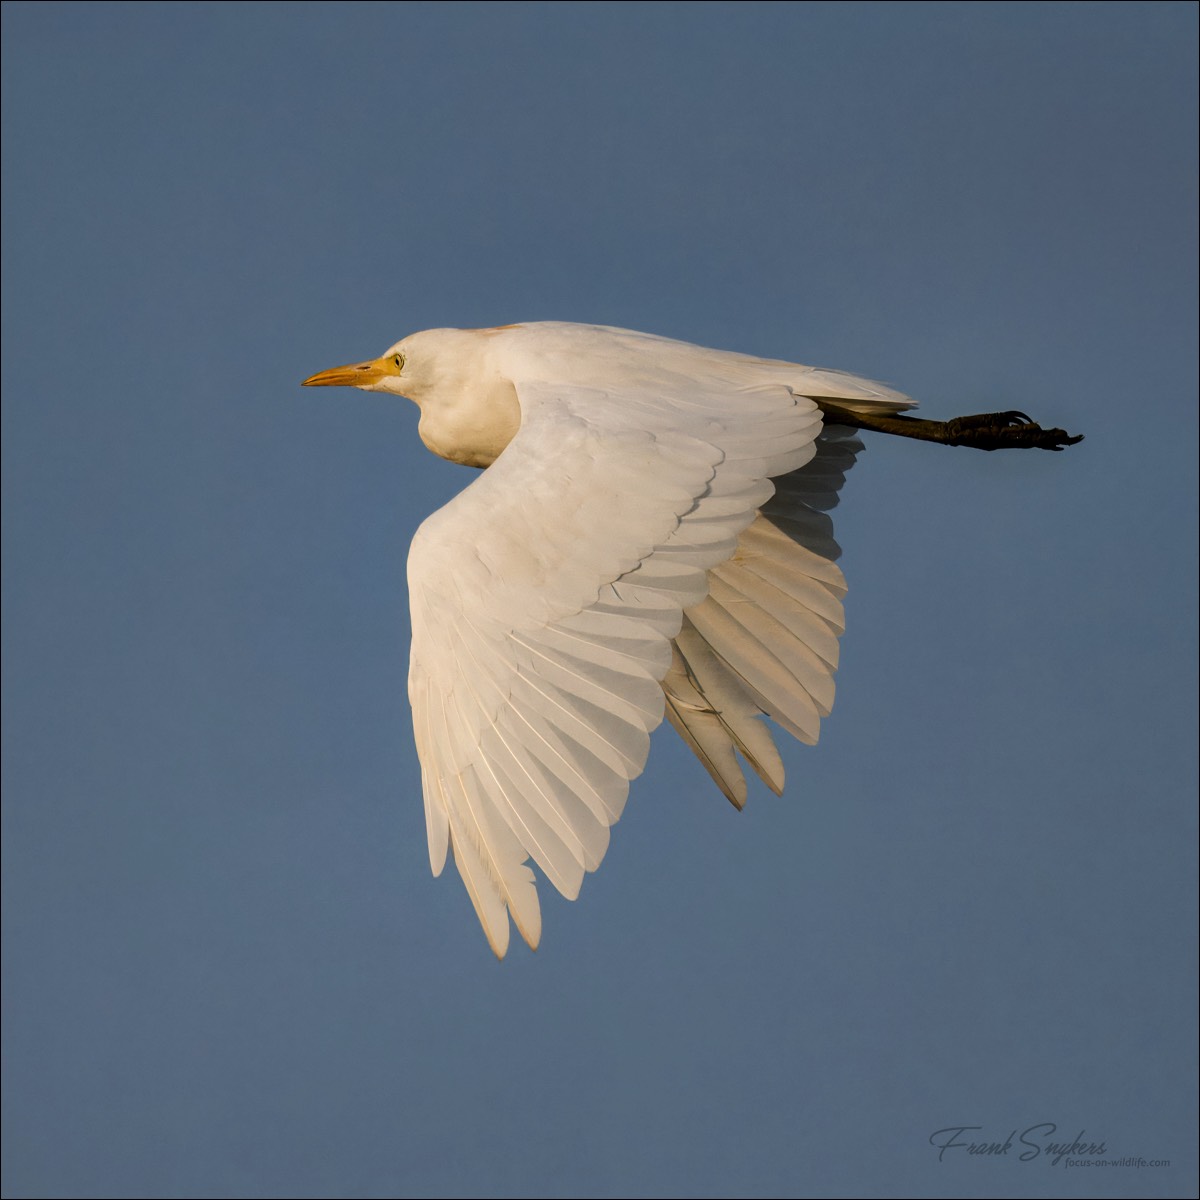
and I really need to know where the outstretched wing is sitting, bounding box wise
[661,428,864,807]
[407,375,845,956]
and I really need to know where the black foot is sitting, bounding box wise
[945,411,1085,452]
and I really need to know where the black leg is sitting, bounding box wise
[817,403,1084,452]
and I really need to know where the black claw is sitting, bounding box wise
[945,413,1085,451]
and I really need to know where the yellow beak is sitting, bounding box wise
[301,356,403,388]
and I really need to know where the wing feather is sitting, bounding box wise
[660,430,864,796]
[408,338,883,954]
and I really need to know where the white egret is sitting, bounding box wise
[303,323,1081,956]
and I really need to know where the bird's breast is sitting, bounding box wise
[416,377,522,469]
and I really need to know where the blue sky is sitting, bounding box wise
[2,3,1196,1197]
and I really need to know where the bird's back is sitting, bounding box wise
[480,322,917,416]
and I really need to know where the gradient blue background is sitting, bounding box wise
[3,3,1196,1198]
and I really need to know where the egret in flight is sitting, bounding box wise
[303,323,1081,956]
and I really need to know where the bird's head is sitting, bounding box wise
[300,329,521,467]
[301,338,414,398]
[301,328,495,407]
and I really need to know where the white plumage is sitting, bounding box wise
[303,322,916,956]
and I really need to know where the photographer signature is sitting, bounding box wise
[929,1124,1107,1166]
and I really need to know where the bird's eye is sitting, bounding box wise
[393,353,405,370]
